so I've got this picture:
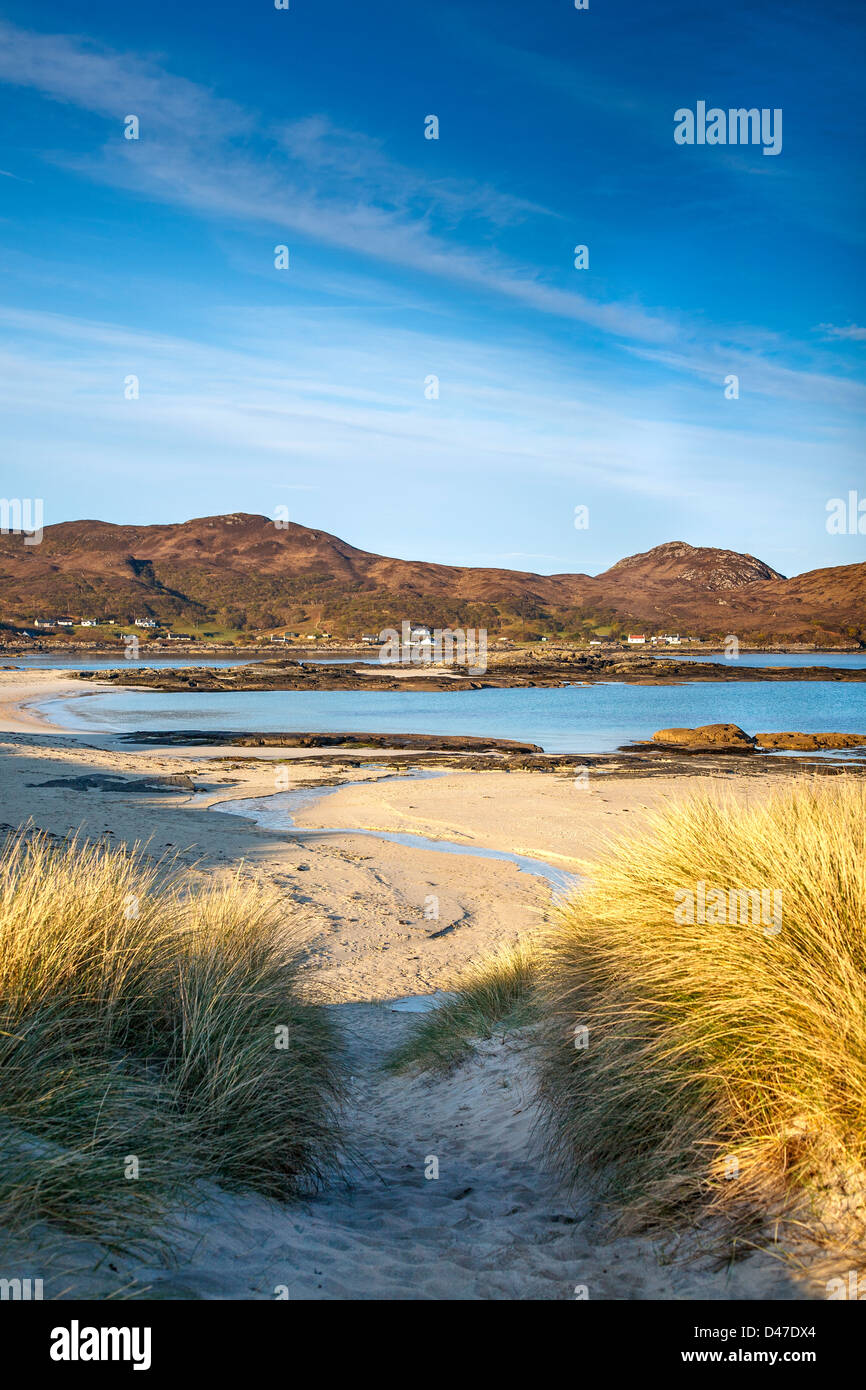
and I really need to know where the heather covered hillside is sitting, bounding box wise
[1,515,864,644]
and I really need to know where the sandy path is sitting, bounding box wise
[1,1005,819,1301]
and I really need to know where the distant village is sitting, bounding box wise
[11,615,695,650]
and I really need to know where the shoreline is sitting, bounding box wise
[0,722,828,996]
[0,671,121,735]
[4,671,866,775]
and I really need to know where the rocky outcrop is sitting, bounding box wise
[755,732,866,751]
[119,730,543,753]
[649,726,866,755]
[652,724,757,750]
[601,541,784,590]
[74,656,866,694]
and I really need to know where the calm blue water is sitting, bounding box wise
[10,651,862,672]
[5,655,252,671]
[39,680,866,755]
[3,654,375,671]
[652,652,866,668]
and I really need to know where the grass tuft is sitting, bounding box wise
[385,941,537,1074]
[537,778,866,1244]
[0,831,342,1246]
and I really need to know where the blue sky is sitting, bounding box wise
[0,0,864,576]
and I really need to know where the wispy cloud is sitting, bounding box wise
[0,298,859,574]
[0,301,856,497]
[276,115,553,229]
[0,20,249,135]
[817,323,866,342]
[0,19,675,346]
[1,16,860,408]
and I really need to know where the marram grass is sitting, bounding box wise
[537,779,866,1244]
[0,831,342,1245]
[386,940,537,1074]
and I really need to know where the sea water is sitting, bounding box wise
[38,678,866,757]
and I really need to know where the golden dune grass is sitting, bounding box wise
[537,779,866,1244]
[385,940,537,1073]
[0,831,342,1244]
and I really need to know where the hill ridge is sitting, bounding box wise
[0,515,862,645]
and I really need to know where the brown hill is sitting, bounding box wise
[597,540,783,590]
[0,515,862,645]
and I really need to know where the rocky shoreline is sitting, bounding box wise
[111,726,866,778]
[71,654,866,692]
[120,729,543,753]
[639,723,866,754]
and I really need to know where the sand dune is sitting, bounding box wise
[0,1007,828,1300]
